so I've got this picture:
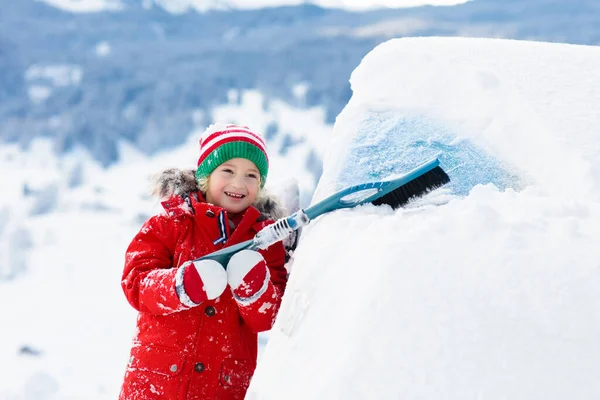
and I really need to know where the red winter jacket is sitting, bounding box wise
[119,191,287,400]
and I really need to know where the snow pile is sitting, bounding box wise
[249,37,600,399]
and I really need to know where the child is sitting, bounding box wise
[119,124,289,400]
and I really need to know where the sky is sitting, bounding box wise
[39,0,471,13]
[2,36,600,399]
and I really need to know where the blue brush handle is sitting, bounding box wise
[196,157,442,266]
[303,157,440,219]
[199,240,257,265]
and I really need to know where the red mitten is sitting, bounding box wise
[177,259,227,307]
[227,250,270,302]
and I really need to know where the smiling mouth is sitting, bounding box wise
[225,191,245,199]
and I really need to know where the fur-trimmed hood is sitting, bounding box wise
[151,168,288,221]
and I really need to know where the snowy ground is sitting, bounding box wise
[2,36,600,399]
[248,37,600,399]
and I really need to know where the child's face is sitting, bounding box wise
[205,158,261,214]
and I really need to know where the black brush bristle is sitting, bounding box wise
[372,166,451,209]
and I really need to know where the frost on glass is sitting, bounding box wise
[329,110,523,198]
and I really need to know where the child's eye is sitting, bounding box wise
[222,168,234,174]
[247,173,258,179]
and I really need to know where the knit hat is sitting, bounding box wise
[196,124,269,187]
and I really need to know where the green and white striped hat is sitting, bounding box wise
[196,124,269,187]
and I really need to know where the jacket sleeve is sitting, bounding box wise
[235,241,288,333]
[121,214,190,315]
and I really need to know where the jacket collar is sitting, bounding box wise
[189,192,263,237]
[161,191,269,239]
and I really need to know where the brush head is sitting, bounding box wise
[372,166,451,209]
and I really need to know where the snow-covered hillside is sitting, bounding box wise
[248,37,600,399]
[10,0,600,172]
[39,0,471,13]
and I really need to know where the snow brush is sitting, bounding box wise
[196,157,450,266]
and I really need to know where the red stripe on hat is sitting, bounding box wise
[201,129,266,149]
[197,135,269,166]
